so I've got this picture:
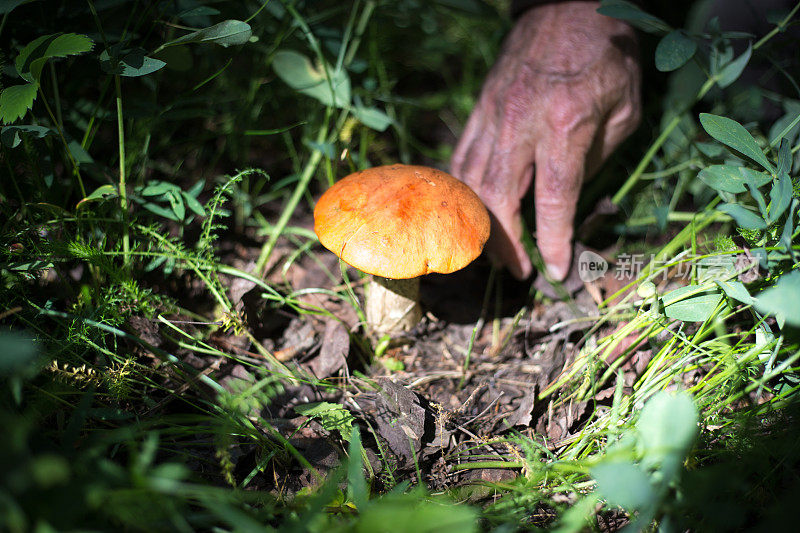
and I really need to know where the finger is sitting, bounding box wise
[483,164,534,280]
[480,118,536,279]
[534,120,598,281]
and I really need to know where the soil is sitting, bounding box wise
[127,202,653,521]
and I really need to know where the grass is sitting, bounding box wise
[2,0,800,531]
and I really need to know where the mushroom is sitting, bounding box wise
[313,164,490,337]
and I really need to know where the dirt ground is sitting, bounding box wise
[124,201,661,511]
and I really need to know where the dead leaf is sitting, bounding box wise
[504,391,536,428]
[306,319,349,378]
[356,379,432,468]
[274,316,317,361]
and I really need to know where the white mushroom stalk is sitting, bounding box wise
[365,276,421,336]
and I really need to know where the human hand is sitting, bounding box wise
[451,1,640,280]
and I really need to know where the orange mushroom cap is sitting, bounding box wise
[314,164,490,279]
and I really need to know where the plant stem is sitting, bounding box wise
[343,0,376,68]
[639,199,722,279]
[80,76,112,150]
[115,75,130,269]
[639,158,699,180]
[37,83,87,198]
[255,114,329,277]
[244,0,272,24]
[753,1,800,51]
[612,77,716,205]
[49,62,63,128]
[626,210,730,226]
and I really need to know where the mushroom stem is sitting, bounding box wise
[365,276,422,336]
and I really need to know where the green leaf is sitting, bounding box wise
[751,247,769,269]
[653,204,669,230]
[145,255,169,272]
[755,270,800,327]
[717,203,767,230]
[140,181,178,196]
[67,140,94,165]
[710,39,733,76]
[162,20,252,48]
[186,178,205,197]
[272,50,351,108]
[662,284,723,322]
[699,113,775,173]
[16,33,94,82]
[0,124,51,147]
[745,178,768,218]
[780,199,798,256]
[347,427,368,511]
[142,201,181,221]
[714,279,754,304]
[592,462,655,510]
[352,105,392,131]
[167,190,185,220]
[698,165,771,194]
[0,83,38,124]
[597,1,670,34]
[716,42,752,89]
[182,190,206,217]
[295,402,355,441]
[40,32,93,59]
[655,30,696,72]
[14,34,52,77]
[695,141,726,158]
[769,101,800,146]
[119,53,167,77]
[695,254,736,283]
[100,47,166,77]
[76,184,119,209]
[637,391,698,473]
[777,138,792,175]
[740,167,774,186]
[6,260,54,271]
[768,172,792,224]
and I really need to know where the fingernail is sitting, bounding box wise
[546,263,567,281]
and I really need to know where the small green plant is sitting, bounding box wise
[133,179,207,223]
[590,391,698,531]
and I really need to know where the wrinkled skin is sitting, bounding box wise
[451,1,641,280]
